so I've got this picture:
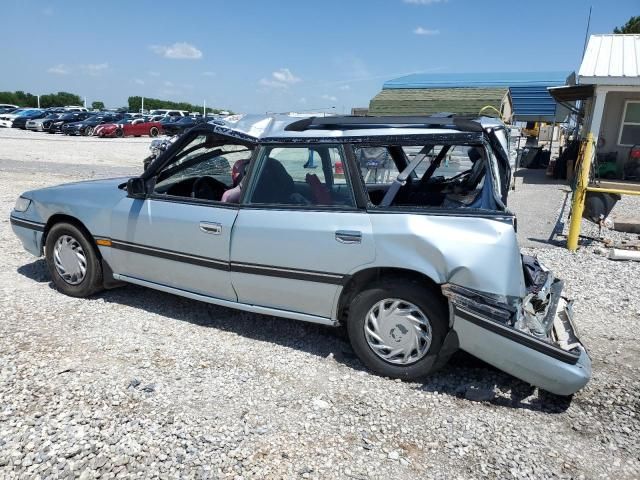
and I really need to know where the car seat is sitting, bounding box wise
[305,173,333,205]
[251,158,295,203]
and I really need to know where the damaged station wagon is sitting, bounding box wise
[10,115,591,395]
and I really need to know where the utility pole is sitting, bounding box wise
[581,6,592,61]
[141,96,144,114]
[37,95,40,108]
[203,100,206,117]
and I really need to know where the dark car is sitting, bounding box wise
[61,114,125,136]
[26,112,63,132]
[161,116,206,135]
[48,112,95,133]
[12,110,47,129]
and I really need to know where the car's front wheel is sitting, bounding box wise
[85,126,94,136]
[347,279,447,380]
[45,222,103,297]
[149,127,159,137]
[115,128,124,138]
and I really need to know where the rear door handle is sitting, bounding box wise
[199,222,222,235]
[335,230,362,244]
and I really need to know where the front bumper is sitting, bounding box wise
[444,278,591,396]
[10,214,44,257]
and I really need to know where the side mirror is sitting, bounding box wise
[126,177,147,199]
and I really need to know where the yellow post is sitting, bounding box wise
[567,133,595,251]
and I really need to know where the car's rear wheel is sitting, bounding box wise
[85,126,94,136]
[149,127,159,137]
[45,222,103,297]
[347,279,447,380]
[115,128,124,138]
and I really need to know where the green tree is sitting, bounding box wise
[128,96,231,115]
[91,101,105,110]
[614,16,640,34]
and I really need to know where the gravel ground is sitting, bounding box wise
[1,129,639,479]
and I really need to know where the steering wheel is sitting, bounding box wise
[191,176,226,201]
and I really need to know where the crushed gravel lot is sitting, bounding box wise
[1,128,639,479]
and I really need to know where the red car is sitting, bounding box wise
[94,119,162,138]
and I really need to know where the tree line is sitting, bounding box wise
[127,96,230,115]
[0,91,83,108]
[0,90,231,114]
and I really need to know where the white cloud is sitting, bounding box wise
[150,42,203,60]
[148,71,160,76]
[338,85,351,90]
[299,97,307,104]
[272,68,301,85]
[259,68,301,89]
[404,0,447,4]
[47,64,69,75]
[321,94,337,102]
[164,80,174,87]
[82,63,109,75]
[202,71,216,77]
[134,78,145,85]
[413,27,440,35]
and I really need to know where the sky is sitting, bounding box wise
[2,0,638,113]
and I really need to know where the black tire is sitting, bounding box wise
[115,128,124,138]
[149,127,159,137]
[84,126,94,136]
[45,222,103,298]
[347,278,448,380]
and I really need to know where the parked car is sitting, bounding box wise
[0,103,19,114]
[48,112,95,133]
[94,118,163,138]
[63,105,88,112]
[0,108,41,128]
[12,109,48,129]
[160,115,206,135]
[62,113,125,136]
[149,109,188,117]
[9,115,591,396]
[26,112,62,132]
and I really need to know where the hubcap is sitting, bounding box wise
[364,298,432,365]
[53,235,87,285]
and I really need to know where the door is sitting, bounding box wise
[230,145,375,318]
[109,131,255,300]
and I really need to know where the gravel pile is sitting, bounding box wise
[1,131,639,479]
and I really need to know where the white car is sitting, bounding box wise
[149,109,188,117]
[0,108,34,128]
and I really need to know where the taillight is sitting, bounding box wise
[630,145,640,160]
[334,161,344,175]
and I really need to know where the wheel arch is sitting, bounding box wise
[42,214,101,259]
[336,267,447,325]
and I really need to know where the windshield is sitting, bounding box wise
[18,110,42,117]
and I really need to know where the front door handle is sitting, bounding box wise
[335,230,362,244]
[199,222,222,235]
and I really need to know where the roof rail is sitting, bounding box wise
[284,115,484,133]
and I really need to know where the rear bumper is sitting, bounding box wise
[444,282,591,396]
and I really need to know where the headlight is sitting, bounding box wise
[14,196,31,212]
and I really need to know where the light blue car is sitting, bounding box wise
[10,115,591,395]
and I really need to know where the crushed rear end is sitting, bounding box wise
[443,255,591,396]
